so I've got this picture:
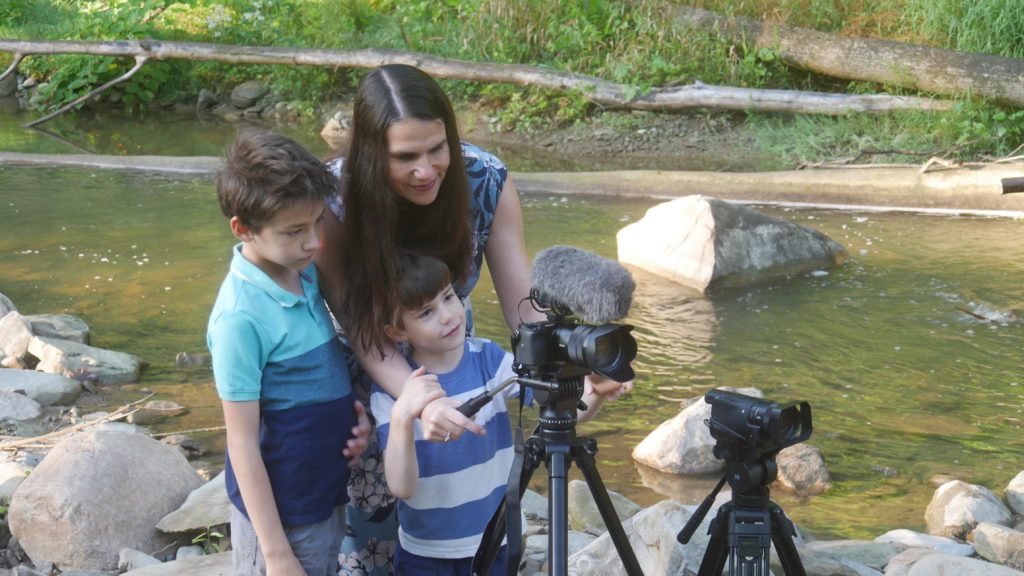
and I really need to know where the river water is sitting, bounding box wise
[2,108,1023,541]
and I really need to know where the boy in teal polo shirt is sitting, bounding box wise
[208,132,369,576]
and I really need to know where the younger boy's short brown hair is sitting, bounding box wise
[392,251,454,328]
[217,132,336,231]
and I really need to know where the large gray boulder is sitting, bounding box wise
[632,388,760,475]
[27,336,142,384]
[885,547,1024,576]
[925,479,1013,540]
[617,195,847,292]
[0,311,34,368]
[155,471,230,534]
[24,313,90,344]
[8,428,205,571]
[0,368,82,406]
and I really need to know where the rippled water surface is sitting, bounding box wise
[2,109,1023,541]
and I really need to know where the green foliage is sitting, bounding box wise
[3,0,1022,161]
[191,522,226,554]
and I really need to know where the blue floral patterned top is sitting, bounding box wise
[325,142,508,333]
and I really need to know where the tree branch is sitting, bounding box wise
[22,54,149,128]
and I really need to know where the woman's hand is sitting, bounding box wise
[420,396,487,443]
[344,401,371,466]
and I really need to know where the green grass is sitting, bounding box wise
[2,0,1022,163]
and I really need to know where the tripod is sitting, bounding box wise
[468,373,645,576]
[677,452,807,576]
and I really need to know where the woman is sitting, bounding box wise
[315,64,544,575]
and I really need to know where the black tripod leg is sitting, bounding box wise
[574,440,645,576]
[547,442,572,576]
[769,503,807,576]
[472,437,543,576]
[696,503,731,576]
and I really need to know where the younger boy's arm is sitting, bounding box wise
[222,400,306,576]
[383,367,445,500]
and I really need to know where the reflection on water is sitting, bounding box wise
[3,161,1024,541]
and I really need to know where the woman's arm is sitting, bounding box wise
[484,177,546,328]
[222,400,306,576]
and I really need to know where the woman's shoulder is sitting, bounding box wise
[461,141,507,175]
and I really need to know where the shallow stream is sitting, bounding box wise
[2,108,1023,541]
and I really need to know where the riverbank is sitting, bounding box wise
[3,150,1023,216]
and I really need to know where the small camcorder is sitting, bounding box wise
[705,389,812,460]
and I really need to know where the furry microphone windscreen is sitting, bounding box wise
[529,245,636,324]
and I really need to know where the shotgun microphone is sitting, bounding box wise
[529,245,636,324]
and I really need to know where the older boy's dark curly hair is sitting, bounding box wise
[217,132,336,231]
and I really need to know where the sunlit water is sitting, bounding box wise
[2,108,1023,542]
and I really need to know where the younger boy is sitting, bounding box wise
[208,132,368,576]
[371,252,624,575]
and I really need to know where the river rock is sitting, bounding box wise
[230,80,270,109]
[0,293,15,318]
[0,312,34,368]
[632,387,760,475]
[973,522,1024,570]
[0,73,15,97]
[27,336,142,384]
[775,443,832,496]
[0,391,41,421]
[803,539,907,571]
[875,528,974,556]
[155,471,230,533]
[617,195,847,292]
[0,368,82,406]
[320,107,352,148]
[7,428,205,571]
[885,547,1024,575]
[567,479,641,534]
[1006,471,1024,515]
[925,479,1013,539]
[24,313,90,344]
[121,551,232,575]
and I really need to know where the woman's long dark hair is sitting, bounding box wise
[335,64,471,358]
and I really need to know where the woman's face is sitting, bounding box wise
[385,118,450,206]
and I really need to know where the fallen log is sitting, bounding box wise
[671,7,1024,107]
[0,38,949,125]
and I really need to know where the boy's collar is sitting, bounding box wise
[228,243,312,306]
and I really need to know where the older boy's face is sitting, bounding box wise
[393,284,466,358]
[236,199,325,282]
[386,118,450,206]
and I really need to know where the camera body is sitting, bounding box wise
[705,389,812,462]
[511,288,637,384]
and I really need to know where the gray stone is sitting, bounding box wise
[875,528,975,556]
[0,368,82,406]
[27,336,142,384]
[118,549,161,572]
[7,428,205,571]
[973,522,1024,570]
[631,387,760,475]
[121,551,231,575]
[925,479,1012,539]
[24,313,90,344]
[1005,471,1024,515]
[803,539,907,571]
[230,80,270,109]
[885,547,1024,576]
[0,293,15,318]
[0,312,34,365]
[775,443,832,496]
[567,479,641,534]
[156,471,230,533]
[618,195,847,292]
[0,391,40,421]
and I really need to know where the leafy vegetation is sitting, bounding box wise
[1,0,1022,163]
